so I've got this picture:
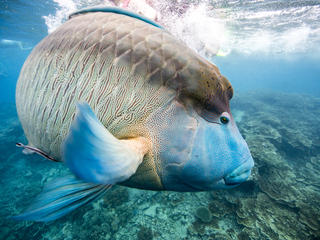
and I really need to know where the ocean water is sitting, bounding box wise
[0,0,320,239]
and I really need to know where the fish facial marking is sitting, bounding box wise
[159,95,254,192]
[185,109,253,190]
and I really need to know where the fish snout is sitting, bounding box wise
[223,156,254,186]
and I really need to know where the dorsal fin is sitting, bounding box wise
[69,6,163,29]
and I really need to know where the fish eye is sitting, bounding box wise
[220,116,229,124]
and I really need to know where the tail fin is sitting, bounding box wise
[11,175,111,222]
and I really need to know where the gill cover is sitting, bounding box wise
[160,107,254,191]
[181,115,254,190]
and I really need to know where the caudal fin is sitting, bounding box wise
[11,175,111,222]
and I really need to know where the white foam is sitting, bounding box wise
[148,1,320,57]
[163,3,228,58]
[43,0,113,33]
[42,0,320,56]
[43,0,76,34]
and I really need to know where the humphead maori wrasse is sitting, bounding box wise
[14,7,254,222]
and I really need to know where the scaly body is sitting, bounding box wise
[16,10,230,190]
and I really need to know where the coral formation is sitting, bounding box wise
[137,226,153,240]
[195,207,212,223]
[102,186,129,209]
[1,91,319,239]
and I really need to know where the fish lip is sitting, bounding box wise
[179,156,254,190]
[222,177,241,186]
[183,177,239,190]
[181,180,207,191]
[223,157,254,185]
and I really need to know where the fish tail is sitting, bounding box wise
[11,175,111,222]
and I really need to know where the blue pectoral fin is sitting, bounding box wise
[63,102,149,185]
[11,175,111,222]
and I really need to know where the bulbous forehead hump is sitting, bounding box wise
[170,56,234,114]
[66,10,233,113]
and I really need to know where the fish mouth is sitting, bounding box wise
[182,174,247,191]
[177,156,254,191]
[223,158,254,186]
[223,177,241,186]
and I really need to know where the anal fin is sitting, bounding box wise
[11,175,111,222]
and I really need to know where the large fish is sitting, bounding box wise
[14,7,254,222]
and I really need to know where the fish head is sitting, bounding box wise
[158,71,254,191]
[182,109,254,190]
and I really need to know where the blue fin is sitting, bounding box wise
[12,175,111,222]
[63,102,149,184]
[69,6,163,29]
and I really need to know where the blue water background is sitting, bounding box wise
[0,0,55,102]
[215,53,320,97]
[0,1,320,239]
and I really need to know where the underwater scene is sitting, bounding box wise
[0,0,320,239]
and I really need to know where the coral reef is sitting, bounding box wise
[0,91,319,239]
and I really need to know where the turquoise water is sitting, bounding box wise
[1,1,320,239]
